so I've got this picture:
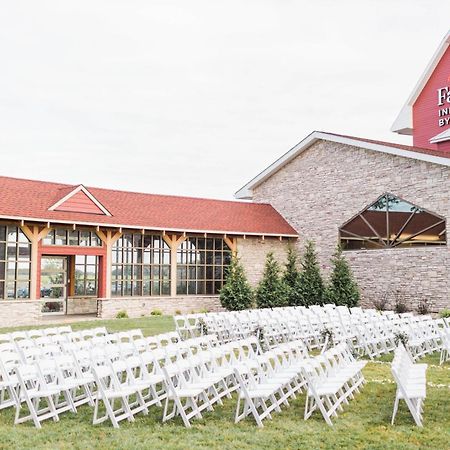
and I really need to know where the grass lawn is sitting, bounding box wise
[0,316,449,450]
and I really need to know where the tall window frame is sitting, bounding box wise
[74,255,98,297]
[111,233,171,297]
[176,237,232,295]
[339,193,447,250]
[0,225,31,299]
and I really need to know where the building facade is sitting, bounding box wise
[1,30,450,326]
[0,180,294,326]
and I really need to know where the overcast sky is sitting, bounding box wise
[1,1,449,200]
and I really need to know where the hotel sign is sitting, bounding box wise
[437,86,450,126]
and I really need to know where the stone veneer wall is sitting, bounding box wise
[0,300,41,327]
[97,296,224,319]
[252,140,450,312]
[66,297,98,315]
[237,237,290,286]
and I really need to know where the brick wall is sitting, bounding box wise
[97,296,224,319]
[252,139,450,312]
[237,237,290,286]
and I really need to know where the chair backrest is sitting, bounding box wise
[0,333,11,344]
[26,329,45,339]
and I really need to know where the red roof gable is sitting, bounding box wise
[50,185,110,215]
[0,176,297,236]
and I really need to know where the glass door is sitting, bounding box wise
[40,256,68,314]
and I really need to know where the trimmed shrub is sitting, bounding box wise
[150,309,163,316]
[439,308,450,318]
[283,245,302,306]
[255,252,288,308]
[394,298,409,314]
[174,310,182,315]
[325,245,360,307]
[297,241,325,306]
[116,310,128,319]
[220,254,254,310]
[417,299,430,315]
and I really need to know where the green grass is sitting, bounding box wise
[0,317,449,450]
[0,315,174,336]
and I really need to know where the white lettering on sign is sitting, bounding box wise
[437,87,450,106]
[437,86,450,127]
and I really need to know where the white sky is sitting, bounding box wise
[0,1,449,200]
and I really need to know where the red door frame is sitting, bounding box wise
[37,244,107,299]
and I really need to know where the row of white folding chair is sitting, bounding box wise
[0,346,96,428]
[194,306,443,361]
[233,338,312,427]
[302,343,366,426]
[0,326,73,344]
[174,314,205,340]
[90,335,246,427]
[391,344,427,427]
[90,346,171,428]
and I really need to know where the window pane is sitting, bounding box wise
[18,230,29,243]
[55,229,67,246]
[7,228,17,242]
[0,281,4,298]
[0,227,6,241]
[75,255,85,265]
[6,282,15,298]
[86,255,96,265]
[162,281,170,295]
[17,262,30,280]
[69,231,79,246]
[18,244,30,260]
[79,232,90,246]
[16,282,30,298]
[6,244,16,260]
[0,243,5,260]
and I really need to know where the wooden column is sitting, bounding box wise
[20,224,50,300]
[162,233,186,297]
[96,229,122,298]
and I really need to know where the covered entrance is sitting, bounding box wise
[40,254,103,315]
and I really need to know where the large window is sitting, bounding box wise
[340,193,446,250]
[111,233,170,297]
[0,226,31,299]
[43,228,102,247]
[74,255,98,296]
[176,237,232,295]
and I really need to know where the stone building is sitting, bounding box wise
[236,30,450,312]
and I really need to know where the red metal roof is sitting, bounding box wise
[323,132,450,159]
[0,176,297,236]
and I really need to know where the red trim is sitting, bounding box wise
[37,243,107,299]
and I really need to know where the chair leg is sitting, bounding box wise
[391,396,399,425]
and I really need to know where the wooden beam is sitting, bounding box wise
[223,236,237,254]
[20,224,50,301]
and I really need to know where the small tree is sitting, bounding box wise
[219,254,254,310]
[256,252,288,308]
[325,245,360,307]
[283,245,301,306]
[298,241,325,306]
